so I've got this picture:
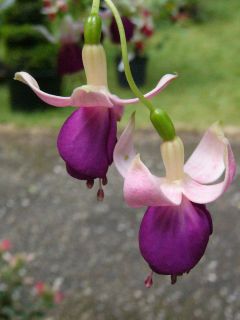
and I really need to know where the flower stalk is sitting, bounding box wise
[91,0,101,15]
[104,0,176,141]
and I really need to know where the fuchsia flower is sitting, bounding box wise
[110,16,135,44]
[14,44,176,198]
[42,0,68,20]
[0,239,12,251]
[36,14,83,75]
[54,291,64,304]
[57,15,84,75]
[58,43,83,75]
[34,282,46,296]
[114,114,236,284]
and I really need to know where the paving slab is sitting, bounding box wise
[0,127,239,320]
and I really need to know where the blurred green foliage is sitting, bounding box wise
[1,2,43,24]
[0,0,239,130]
[0,0,58,72]
[1,26,46,48]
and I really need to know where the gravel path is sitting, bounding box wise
[0,127,239,320]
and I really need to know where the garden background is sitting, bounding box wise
[0,0,240,319]
[0,0,240,130]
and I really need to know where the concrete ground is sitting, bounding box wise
[0,126,239,320]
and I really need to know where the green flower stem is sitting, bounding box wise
[104,0,154,112]
[91,0,100,15]
[104,0,176,140]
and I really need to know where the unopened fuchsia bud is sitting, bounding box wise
[150,108,176,141]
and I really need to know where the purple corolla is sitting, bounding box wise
[110,16,135,44]
[14,44,176,198]
[114,114,236,284]
[57,15,84,75]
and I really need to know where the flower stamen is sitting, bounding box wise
[144,271,153,288]
[171,275,178,285]
[97,179,104,201]
[102,177,108,186]
[86,179,94,189]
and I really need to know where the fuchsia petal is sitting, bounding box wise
[139,198,212,275]
[113,104,124,121]
[57,107,117,180]
[71,87,114,108]
[184,123,228,184]
[113,113,136,178]
[14,72,72,107]
[107,109,118,165]
[183,143,236,204]
[58,43,83,76]
[110,16,135,44]
[114,113,182,207]
[110,74,177,105]
[124,155,182,207]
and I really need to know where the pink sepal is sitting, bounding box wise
[71,87,114,108]
[124,155,182,207]
[113,112,136,177]
[14,72,72,107]
[110,74,177,105]
[183,143,236,203]
[184,123,227,184]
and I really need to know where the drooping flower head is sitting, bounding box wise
[35,11,84,75]
[57,15,84,75]
[42,0,68,20]
[114,114,236,284]
[14,14,176,199]
[110,16,135,44]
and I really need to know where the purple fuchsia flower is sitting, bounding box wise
[14,45,176,199]
[58,42,83,76]
[114,114,236,285]
[110,16,135,44]
[42,0,68,20]
[57,15,84,76]
[34,14,84,75]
